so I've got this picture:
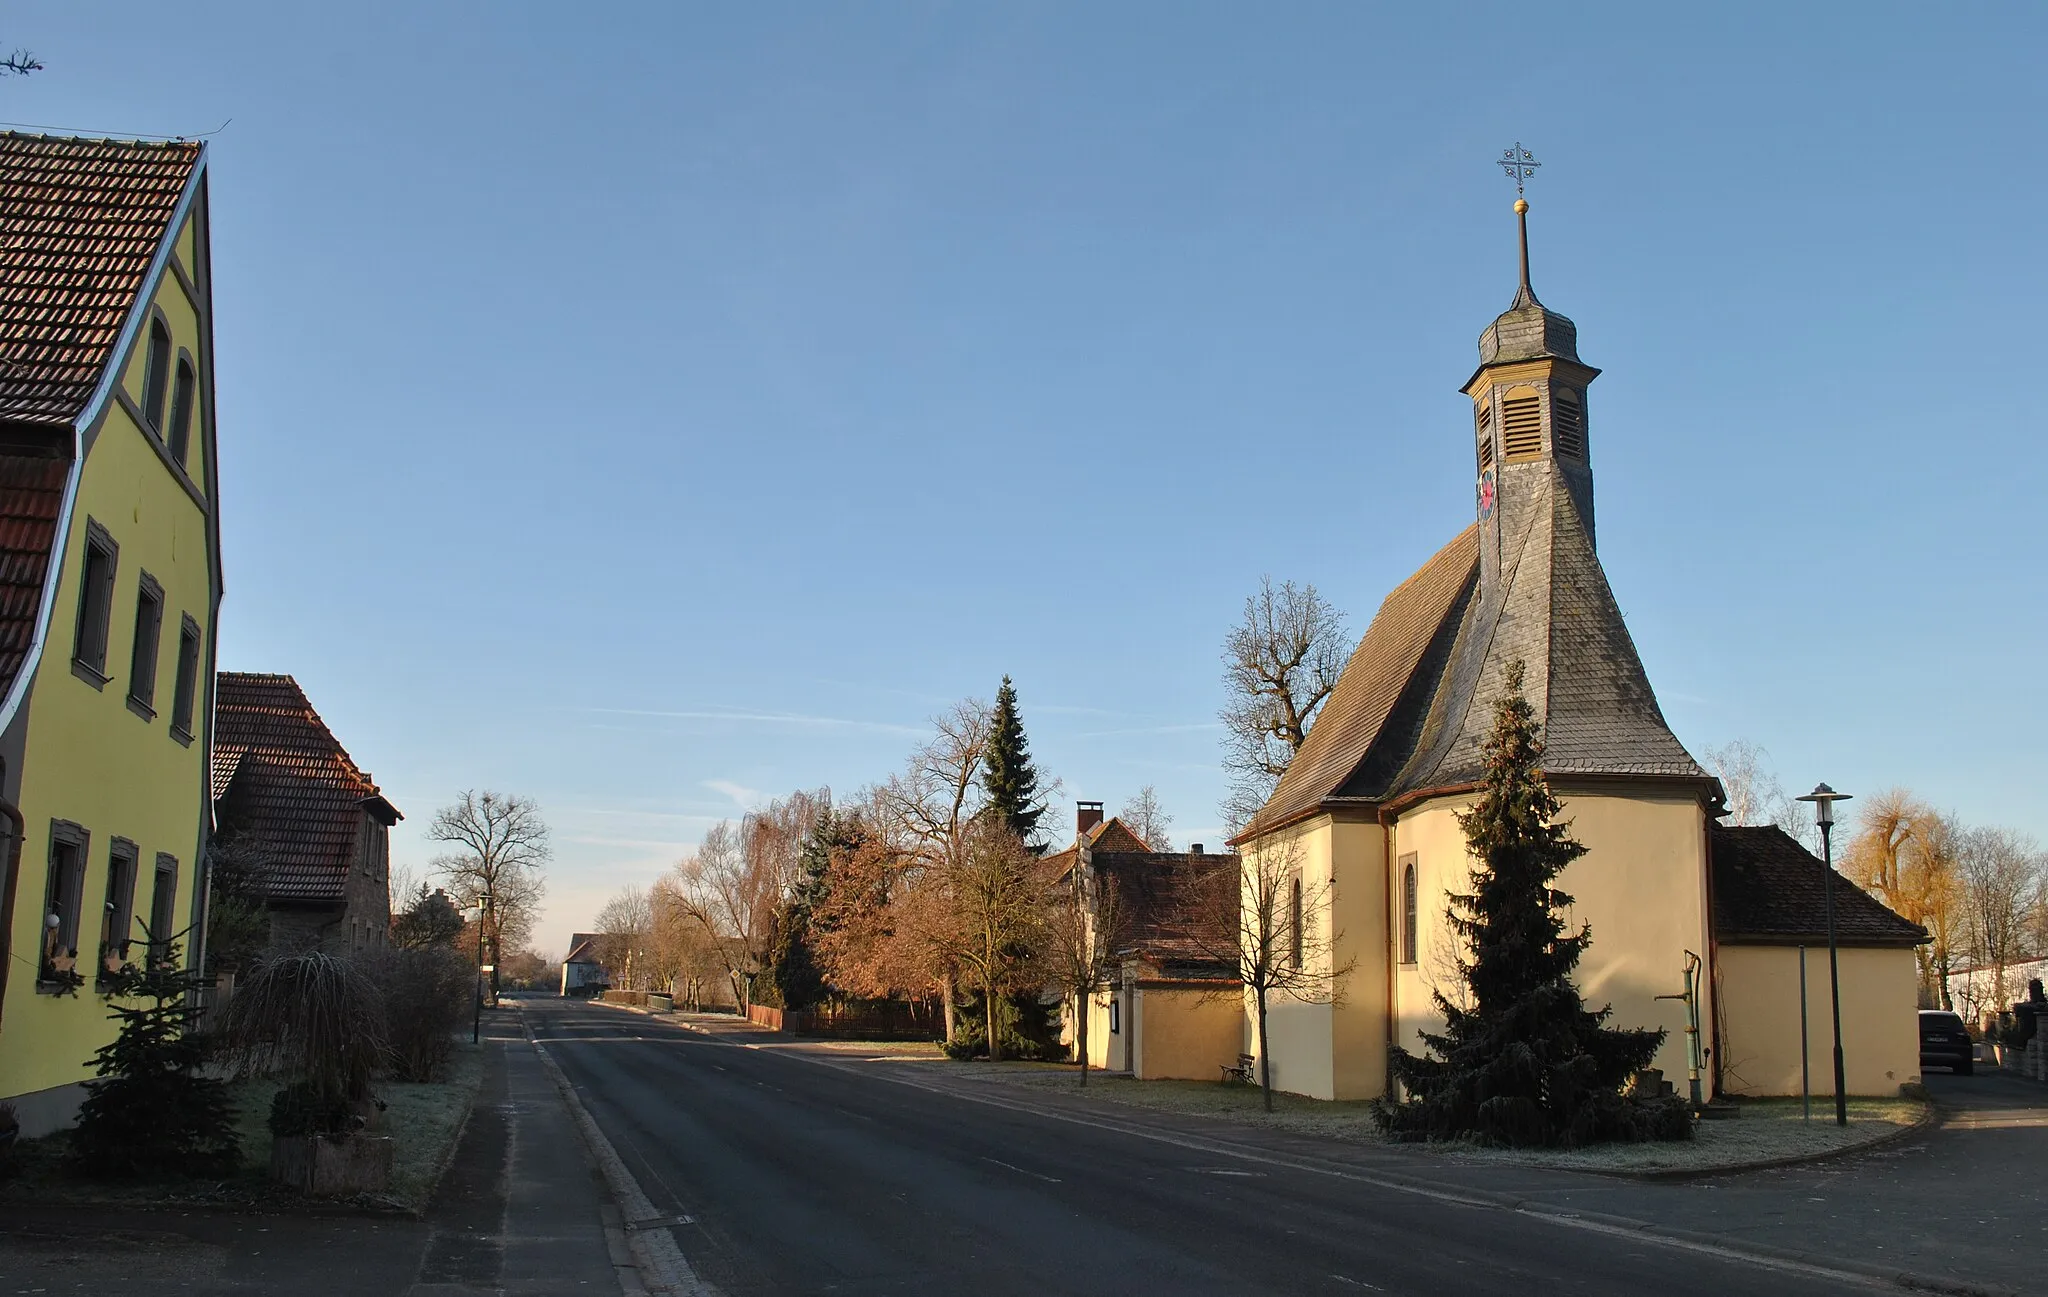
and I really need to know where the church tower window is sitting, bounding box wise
[1553,388,1585,458]
[1501,387,1542,460]
[1476,401,1494,471]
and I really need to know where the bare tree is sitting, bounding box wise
[1179,836,1351,1111]
[939,819,1047,1062]
[430,791,551,999]
[1220,578,1350,829]
[1042,849,1132,1086]
[1956,827,2044,1018]
[670,819,779,1009]
[1,49,42,77]
[594,885,654,990]
[1117,785,1174,851]
[1842,789,1960,1003]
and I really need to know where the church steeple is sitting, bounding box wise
[1465,157,1600,574]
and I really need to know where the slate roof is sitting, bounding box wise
[1248,466,1710,838]
[0,453,68,700]
[213,673,400,905]
[0,133,201,426]
[1711,825,1928,948]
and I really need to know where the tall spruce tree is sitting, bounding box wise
[1375,662,1690,1147]
[770,809,856,1011]
[981,676,1047,853]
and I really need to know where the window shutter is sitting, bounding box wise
[1553,389,1585,458]
[1476,402,1494,470]
[1501,391,1542,460]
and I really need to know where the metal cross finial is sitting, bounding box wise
[1498,142,1540,196]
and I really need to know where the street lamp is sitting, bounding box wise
[1796,783,1853,1127]
[469,902,488,1044]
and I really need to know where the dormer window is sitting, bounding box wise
[1553,388,1585,458]
[142,319,171,432]
[1501,387,1542,461]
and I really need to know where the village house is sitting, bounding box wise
[0,134,225,1137]
[1052,803,1243,1080]
[1230,198,1928,1102]
[211,672,401,954]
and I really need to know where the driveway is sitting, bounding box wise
[529,998,1894,1296]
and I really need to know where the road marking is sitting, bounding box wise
[981,1156,1062,1183]
[1330,1277,1382,1290]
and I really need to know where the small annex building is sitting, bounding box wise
[561,932,606,997]
[1051,803,1244,1081]
[212,672,401,954]
[1231,198,1928,1102]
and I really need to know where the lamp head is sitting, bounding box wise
[1796,782,1852,828]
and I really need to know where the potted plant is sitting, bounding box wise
[220,950,392,1195]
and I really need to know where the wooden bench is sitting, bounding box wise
[1220,1053,1257,1085]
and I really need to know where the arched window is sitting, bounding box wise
[142,319,172,432]
[1289,875,1304,969]
[1553,388,1585,459]
[1475,400,1495,471]
[168,358,196,468]
[1399,855,1418,966]
[1501,385,1542,461]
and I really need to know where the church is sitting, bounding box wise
[1228,192,1927,1103]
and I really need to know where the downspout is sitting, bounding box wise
[1379,807,1396,1098]
[0,795,26,1030]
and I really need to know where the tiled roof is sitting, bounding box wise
[0,453,68,699]
[1091,849,1240,980]
[1045,817,1153,878]
[1711,825,1927,947]
[1249,469,1710,838]
[213,672,399,905]
[0,133,201,426]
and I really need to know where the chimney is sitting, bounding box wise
[1190,844,1203,856]
[1076,801,1104,838]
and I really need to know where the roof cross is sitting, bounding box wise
[1497,142,1540,197]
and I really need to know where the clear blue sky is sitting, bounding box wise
[11,4,2042,956]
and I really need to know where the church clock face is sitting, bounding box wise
[1477,468,1497,520]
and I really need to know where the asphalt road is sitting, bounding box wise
[526,998,1877,1297]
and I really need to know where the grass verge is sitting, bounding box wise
[0,1040,484,1215]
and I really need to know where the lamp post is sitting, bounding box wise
[1797,783,1852,1127]
[470,901,488,1044]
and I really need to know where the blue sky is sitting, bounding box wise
[10,4,2042,955]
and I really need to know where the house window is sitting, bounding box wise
[1289,875,1304,969]
[148,853,180,962]
[40,822,89,988]
[168,357,196,468]
[99,839,140,980]
[143,318,172,432]
[1399,854,1418,966]
[170,615,202,740]
[1108,997,1120,1034]
[71,520,118,681]
[127,572,164,717]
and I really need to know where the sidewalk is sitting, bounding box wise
[0,1013,629,1297]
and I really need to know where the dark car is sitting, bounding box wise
[1919,1010,1974,1075]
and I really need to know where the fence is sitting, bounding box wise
[602,989,648,1007]
[746,1001,941,1041]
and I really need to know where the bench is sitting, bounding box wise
[1220,1053,1257,1085]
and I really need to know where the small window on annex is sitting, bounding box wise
[41,822,89,988]
[142,317,172,432]
[170,615,202,740]
[100,839,140,979]
[1399,854,1419,966]
[128,572,165,716]
[1108,997,1120,1034]
[148,853,180,963]
[71,520,118,680]
[168,357,196,468]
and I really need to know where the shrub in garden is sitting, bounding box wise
[363,945,474,1082]
[219,949,387,1115]
[71,949,239,1178]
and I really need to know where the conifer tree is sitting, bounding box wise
[72,945,239,1177]
[981,676,1047,854]
[771,809,857,1011]
[1375,662,1690,1147]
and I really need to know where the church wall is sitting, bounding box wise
[1132,986,1244,1081]
[1243,816,1338,1100]
[1329,818,1389,1100]
[1391,788,1713,1097]
[1717,944,1920,1096]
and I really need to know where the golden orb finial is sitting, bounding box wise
[1514,197,1528,215]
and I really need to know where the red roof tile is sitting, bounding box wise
[0,134,201,425]
[0,453,67,699]
[213,672,399,905]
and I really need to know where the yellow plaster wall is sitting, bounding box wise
[1328,817,1388,1100]
[0,256,215,1112]
[115,214,207,499]
[1131,987,1243,1081]
[1717,945,1921,1096]
[1243,817,1339,1099]
[1390,789,1713,1096]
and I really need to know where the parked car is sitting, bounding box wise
[1919,1009,1974,1075]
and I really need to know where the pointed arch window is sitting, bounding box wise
[1553,388,1585,459]
[1399,854,1418,966]
[142,319,172,433]
[1289,875,1304,969]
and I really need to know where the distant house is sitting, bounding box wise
[212,673,401,954]
[561,932,606,997]
[1050,802,1243,1080]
